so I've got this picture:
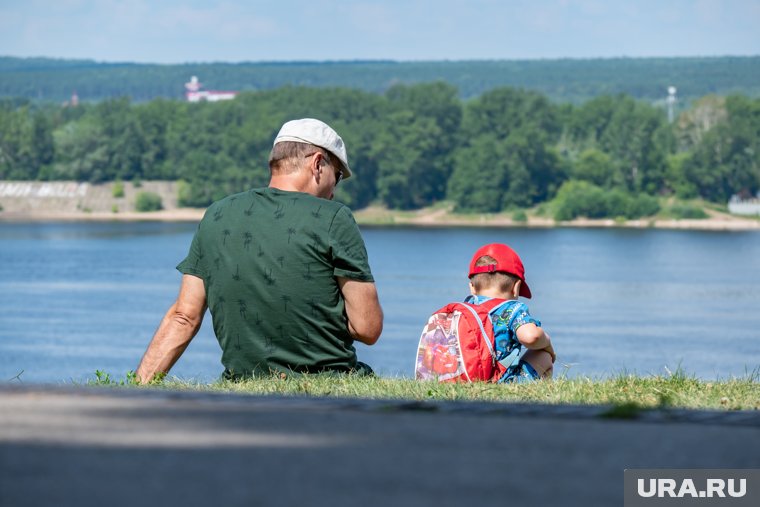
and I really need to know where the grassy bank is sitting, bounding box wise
[90,370,760,412]
[352,199,760,230]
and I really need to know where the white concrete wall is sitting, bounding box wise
[0,181,179,213]
[728,200,760,216]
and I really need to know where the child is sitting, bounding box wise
[466,243,555,382]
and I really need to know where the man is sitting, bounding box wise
[136,118,383,382]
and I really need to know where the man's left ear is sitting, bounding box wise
[315,153,330,180]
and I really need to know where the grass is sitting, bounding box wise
[660,201,709,219]
[87,369,760,412]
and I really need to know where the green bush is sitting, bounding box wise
[628,194,660,218]
[112,180,125,198]
[512,210,528,223]
[552,180,660,220]
[552,181,607,220]
[134,191,163,212]
[667,203,708,219]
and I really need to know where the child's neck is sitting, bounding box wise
[474,288,516,300]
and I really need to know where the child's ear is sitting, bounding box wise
[513,280,522,299]
[469,280,476,295]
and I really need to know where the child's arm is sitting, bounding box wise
[515,323,556,363]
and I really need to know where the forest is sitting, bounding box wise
[1,55,759,104]
[0,83,758,219]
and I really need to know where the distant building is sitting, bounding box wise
[728,194,760,216]
[184,76,238,103]
[62,90,79,108]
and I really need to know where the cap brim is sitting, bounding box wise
[519,281,532,299]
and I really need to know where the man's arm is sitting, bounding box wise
[337,277,383,345]
[135,274,207,383]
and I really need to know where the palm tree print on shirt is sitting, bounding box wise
[274,204,285,219]
[222,229,231,245]
[281,295,291,312]
[287,228,296,243]
[238,299,247,320]
[244,201,255,216]
[264,268,275,286]
[213,207,223,222]
[232,265,241,281]
[243,232,252,251]
[303,263,313,281]
[311,205,322,219]
[194,245,204,268]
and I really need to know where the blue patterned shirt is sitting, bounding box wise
[464,295,541,381]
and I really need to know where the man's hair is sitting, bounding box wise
[469,255,520,293]
[269,141,334,174]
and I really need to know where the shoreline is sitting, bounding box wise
[1,206,760,231]
[2,181,758,231]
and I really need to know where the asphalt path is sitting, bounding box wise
[1,385,758,507]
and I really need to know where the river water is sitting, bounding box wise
[1,222,758,383]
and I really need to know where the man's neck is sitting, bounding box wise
[269,174,310,193]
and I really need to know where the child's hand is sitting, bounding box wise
[541,343,556,363]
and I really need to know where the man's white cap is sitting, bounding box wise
[273,118,352,180]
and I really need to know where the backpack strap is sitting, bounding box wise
[460,297,527,371]
[457,302,496,360]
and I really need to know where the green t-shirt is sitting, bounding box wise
[177,187,374,377]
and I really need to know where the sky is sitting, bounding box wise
[1,0,759,63]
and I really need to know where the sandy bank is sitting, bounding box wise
[1,181,758,230]
[2,206,760,231]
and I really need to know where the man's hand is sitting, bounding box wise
[337,277,383,345]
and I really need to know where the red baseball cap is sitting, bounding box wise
[468,243,532,298]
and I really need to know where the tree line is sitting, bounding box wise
[2,56,759,104]
[0,84,758,218]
